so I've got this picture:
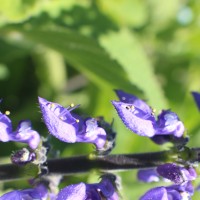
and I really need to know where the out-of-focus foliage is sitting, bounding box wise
[0,0,200,199]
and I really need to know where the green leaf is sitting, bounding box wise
[99,28,167,109]
[0,0,89,25]
[32,47,67,98]
[97,0,148,27]
[15,27,140,93]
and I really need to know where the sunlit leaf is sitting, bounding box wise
[99,28,167,110]
[97,0,147,27]
[0,0,89,25]
[16,27,140,94]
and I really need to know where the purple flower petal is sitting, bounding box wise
[137,168,160,182]
[56,174,118,200]
[156,110,185,137]
[38,97,78,143]
[157,163,182,184]
[112,101,155,137]
[11,120,40,149]
[0,191,22,200]
[150,135,171,145]
[97,174,119,200]
[0,112,12,142]
[191,91,200,111]
[115,90,152,114]
[56,183,87,200]
[0,184,48,200]
[76,118,106,149]
[39,97,107,150]
[140,187,168,200]
[157,163,196,184]
[97,176,115,197]
[0,110,40,149]
[140,182,194,200]
[22,184,48,200]
[112,90,185,142]
[166,181,194,199]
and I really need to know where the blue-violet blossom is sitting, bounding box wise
[0,184,48,200]
[112,90,185,140]
[138,163,196,199]
[56,174,118,200]
[140,181,194,200]
[156,163,196,184]
[38,97,107,150]
[0,109,40,149]
[137,168,160,183]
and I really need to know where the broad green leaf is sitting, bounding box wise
[0,0,89,25]
[15,27,140,94]
[99,28,167,109]
[97,0,147,27]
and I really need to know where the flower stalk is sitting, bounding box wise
[1,147,200,181]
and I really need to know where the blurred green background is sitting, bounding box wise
[0,0,200,199]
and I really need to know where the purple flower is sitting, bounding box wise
[112,90,185,139]
[56,174,118,200]
[11,148,36,166]
[0,110,40,149]
[114,90,152,114]
[191,91,200,111]
[112,100,155,137]
[157,163,196,184]
[0,111,12,142]
[155,110,185,138]
[38,97,107,150]
[11,120,40,149]
[0,184,48,200]
[140,181,194,200]
[137,168,160,182]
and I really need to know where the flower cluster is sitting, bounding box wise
[0,90,200,199]
[0,96,118,199]
[112,90,185,144]
[112,90,200,199]
[38,97,115,152]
